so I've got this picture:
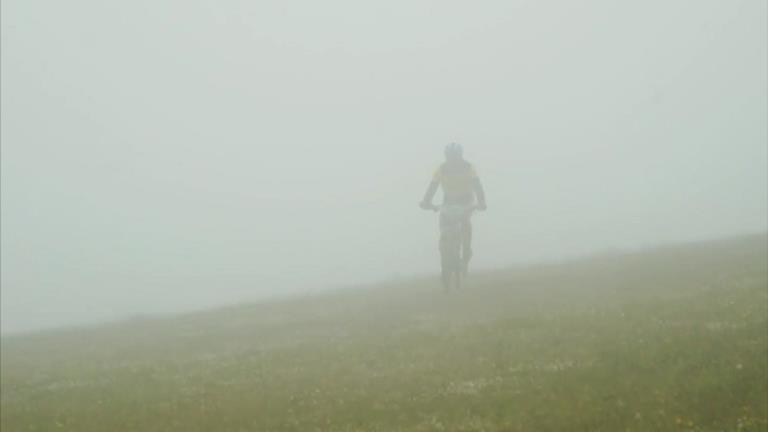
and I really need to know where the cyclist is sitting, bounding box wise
[419,143,487,276]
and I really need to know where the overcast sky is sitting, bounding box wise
[2,0,766,333]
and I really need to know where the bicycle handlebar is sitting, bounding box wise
[420,203,482,213]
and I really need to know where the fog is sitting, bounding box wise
[1,0,766,334]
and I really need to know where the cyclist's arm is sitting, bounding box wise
[470,165,486,209]
[421,180,439,207]
[473,177,486,209]
[420,168,441,207]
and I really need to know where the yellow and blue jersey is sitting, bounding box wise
[432,160,481,205]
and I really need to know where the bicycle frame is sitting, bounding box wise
[429,204,477,290]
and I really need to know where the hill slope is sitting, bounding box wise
[2,234,767,431]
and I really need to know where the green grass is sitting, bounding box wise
[2,234,767,431]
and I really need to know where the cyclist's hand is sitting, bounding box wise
[419,201,433,210]
[476,203,487,211]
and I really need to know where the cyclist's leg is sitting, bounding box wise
[462,217,473,274]
[439,213,450,289]
[439,234,455,290]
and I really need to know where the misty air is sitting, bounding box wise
[1,1,766,431]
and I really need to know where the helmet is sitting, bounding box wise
[444,142,463,158]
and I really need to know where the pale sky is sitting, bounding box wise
[2,0,766,333]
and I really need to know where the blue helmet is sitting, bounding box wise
[444,142,463,158]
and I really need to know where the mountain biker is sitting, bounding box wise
[419,143,487,274]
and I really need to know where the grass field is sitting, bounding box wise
[1,234,766,432]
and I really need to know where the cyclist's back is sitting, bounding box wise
[421,143,486,210]
[433,159,479,206]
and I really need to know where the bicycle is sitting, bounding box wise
[423,203,479,291]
